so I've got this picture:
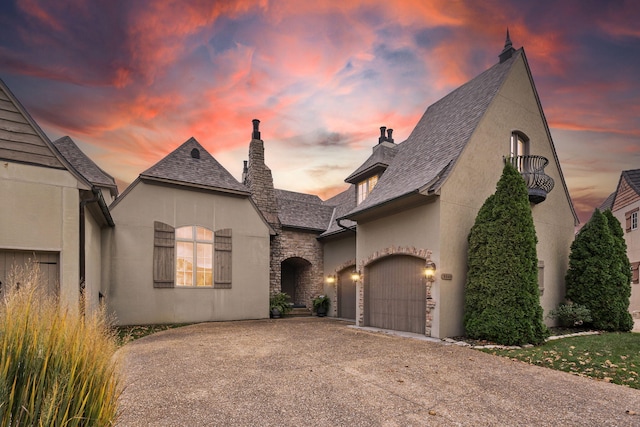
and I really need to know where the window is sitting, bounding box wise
[510,132,529,171]
[357,175,378,205]
[632,262,640,284]
[176,226,213,287]
[153,222,232,289]
[625,208,639,232]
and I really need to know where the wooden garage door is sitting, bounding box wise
[0,250,59,297]
[338,267,356,319]
[365,255,425,334]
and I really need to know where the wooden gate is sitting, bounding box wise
[337,267,356,319]
[365,255,425,334]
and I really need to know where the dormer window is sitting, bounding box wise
[357,175,378,205]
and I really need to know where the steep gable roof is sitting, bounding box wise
[140,137,249,195]
[344,50,521,218]
[275,189,335,231]
[53,136,117,195]
[598,192,616,211]
[0,78,66,169]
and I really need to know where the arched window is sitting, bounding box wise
[510,131,530,171]
[176,226,213,287]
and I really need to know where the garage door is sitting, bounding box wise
[365,255,425,334]
[0,250,59,297]
[337,267,356,319]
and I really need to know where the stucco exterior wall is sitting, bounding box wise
[0,161,81,312]
[106,180,271,325]
[438,54,576,337]
[612,199,640,315]
[322,233,356,317]
[84,208,103,316]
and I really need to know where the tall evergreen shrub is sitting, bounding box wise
[464,163,548,345]
[566,209,633,331]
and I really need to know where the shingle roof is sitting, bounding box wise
[344,143,398,184]
[622,169,640,196]
[140,137,249,195]
[275,189,335,231]
[319,186,357,237]
[53,136,117,191]
[598,192,616,211]
[344,49,521,218]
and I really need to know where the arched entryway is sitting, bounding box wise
[281,257,312,307]
[364,255,426,334]
[337,266,356,319]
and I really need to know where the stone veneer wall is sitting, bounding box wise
[276,228,324,307]
[356,246,435,336]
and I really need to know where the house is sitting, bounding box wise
[0,34,579,336]
[599,169,640,318]
[103,137,273,325]
[316,34,578,338]
[0,79,114,315]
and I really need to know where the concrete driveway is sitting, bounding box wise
[116,318,639,426]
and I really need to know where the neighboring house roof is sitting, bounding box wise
[598,192,616,211]
[622,169,640,196]
[319,186,357,238]
[53,136,118,195]
[140,137,250,195]
[275,189,335,231]
[344,50,521,218]
[344,143,398,184]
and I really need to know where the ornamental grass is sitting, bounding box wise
[0,263,120,426]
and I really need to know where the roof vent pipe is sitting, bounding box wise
[252,119,261,140]
[379,126,387,144]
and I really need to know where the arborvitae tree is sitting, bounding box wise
[566,209,633,331]
[464,163,548,345]
[603,209,634,331]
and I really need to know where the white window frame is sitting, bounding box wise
[175,225,214,287]
[510,132,529,172]
[632,211,638,230]
[357,175,379,205]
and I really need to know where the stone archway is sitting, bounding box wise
[280,257,312,307]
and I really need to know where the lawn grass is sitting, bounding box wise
[116,323,191,346]
[481,332,640,389]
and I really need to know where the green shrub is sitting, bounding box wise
[603,210,634,331]
[269,292,293,315]
[464,163,548,345]
[0,263,120,426]
[547,302,592,327]
[312,295,330,312]
[566,209,633,331]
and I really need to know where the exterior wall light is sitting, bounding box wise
[351,270,361,282]
[424,251,436,282]
[326,274,336,284]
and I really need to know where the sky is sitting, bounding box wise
[1,0,639,224]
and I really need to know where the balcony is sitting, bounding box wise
[506,155,555,204]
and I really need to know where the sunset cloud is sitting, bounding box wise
[0,0,639,212]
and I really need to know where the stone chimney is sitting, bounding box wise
[244,119,280,227]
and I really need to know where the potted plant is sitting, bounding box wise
[312,295,330,317]
[269,292,292,318]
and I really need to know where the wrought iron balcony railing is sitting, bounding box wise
[505,155,554,204]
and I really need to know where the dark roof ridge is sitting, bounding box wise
[53,136,117,192]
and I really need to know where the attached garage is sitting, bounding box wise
[337,266,356,319]
[364,255,426,334]
[0,250,59,297]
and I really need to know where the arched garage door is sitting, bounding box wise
[365,255,425,334]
